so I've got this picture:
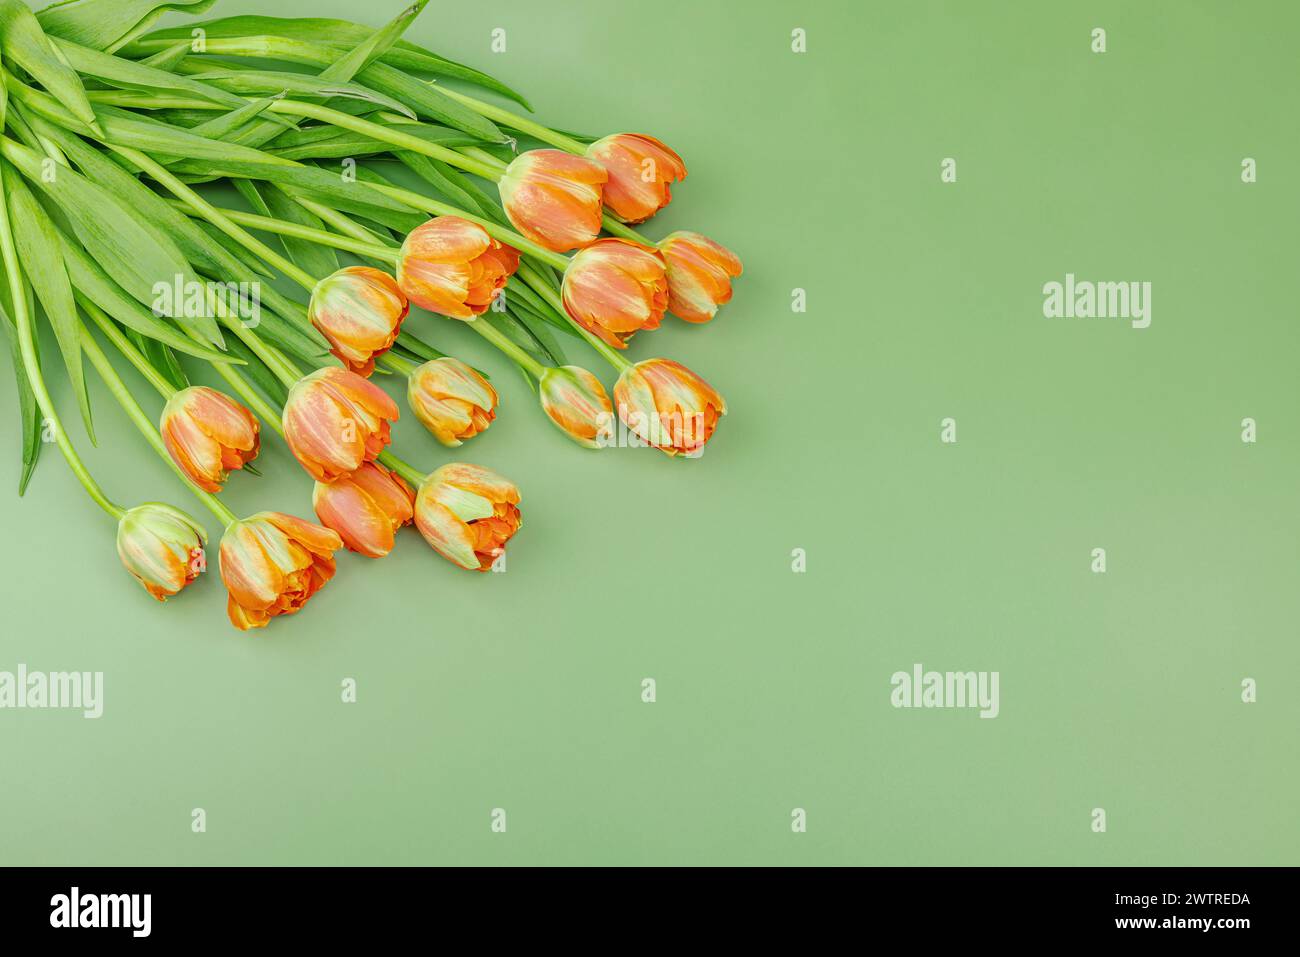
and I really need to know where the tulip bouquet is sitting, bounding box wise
[0,0,741,629]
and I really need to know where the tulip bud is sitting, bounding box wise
[283,367,400,483]
[220,511,343,630]
[659,231,743,324]
[414,463,521,571]
[397,216,520,319]
[160,386,260,493]
[561,238,668,349]
[537,365,613,449]
[585,133,686,223]
[312,462,415,559]
[498,149,607,252]
[613,358,727,456]
[307,266,409,376]
[116,503,208,601]
[407,357,497,446]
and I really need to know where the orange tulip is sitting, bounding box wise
[659,231,743,324]
[586,133,686,223]
[414,463,521,571]
[407,357,497,446]
[561,238,668,349]
[219,511,342,630]
[613,358,727,456]
[537,365,613,448]
[307,266,408,376]
[498,149,607,253]
[312,462,415,559]
[282,367,400,482]
[396,216,520,319]
[160,386,260,493]
[116,503,207,601]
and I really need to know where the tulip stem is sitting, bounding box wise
[105,144,320,293]
[516,262,632,372]
[79,321,239,527]
[292,196,391,246]
[364,181,571,271]
[81,300,177,400]
[0,166,125,520]
[469,316,547,379]
[436,87,590,154]
[377,451,426,488]
[162,199,400,263]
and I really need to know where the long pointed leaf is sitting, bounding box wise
[0,0,100,131]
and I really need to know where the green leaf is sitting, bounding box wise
[125,326,188,390]
[193,219,274,279]
[260,182,338,280]
[0,0,101,132]
[0,135,226,348]
[183,68,415,118]
[138,40,192,70]
[217,333,286,406]
[51,36,248,109]
[128,13,532,108]
[0,262,41,492]
[268,122,476,161]
[3,169,94,440]
[186,94,290,141]
[37,0,218,53]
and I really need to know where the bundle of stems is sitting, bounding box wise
[0,0,742,629]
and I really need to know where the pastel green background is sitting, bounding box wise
[1,0,1296,866]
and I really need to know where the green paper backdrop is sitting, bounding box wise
[0,0,1296,866]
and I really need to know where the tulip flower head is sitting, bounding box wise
[407,357,498,447]
[613,358,727,456]
[307,266,409,376]
[537,365,614,449]
[219,511,342,630]
[160,386,260,493]
[283,367,400,483]
[561,238,669,349]
[414,463,521,572]
[116,503,208,601]
[586,133,687,223]
[498,149,607,253]
[659,231,743,324]
[397,216,520,320]
[312,462,415,559]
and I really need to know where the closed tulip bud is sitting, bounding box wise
[160,386,260,493]
[498,149,607,253]
[659,231,743,324]
[407,356,497,446]
[312,462,415,559]
[537,365,613,449]
[561,238,668,349]
[586,133,687,223]
[116,503,208,601]
[414,463,521,572]
[283,367,400,483]
[307,266,409,376]
[613,358,727,456]
[219,511,343,630]
[397,216,520,319]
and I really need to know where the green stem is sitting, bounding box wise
[162,198,399,263]
[516,262,631,372]
[213,363,287,439]
[106,143,320,292]
[365,180,571,271]
[293,196,390,246]
[601,214,649,243]
[0,168,125,520]
[436,87,589,154]
[378,351,417,376]
[81,299,176,400]
[469,316,546,379]
[80,323,237,527]
[377,451,427,488]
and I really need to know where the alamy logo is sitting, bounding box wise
[50,887,151,937]
[1042,273,1151,329]
[0,665,103,718]
[890,664,1000,718]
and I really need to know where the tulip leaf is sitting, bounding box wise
[259,182,339,281]
[3,170,94,441]
[0,262,42,493]
[128,13,532,108]
[0,0,100,132]
[51,36,249,109]
[217,333,287,407]
[138,40,192,70]
[269,122,476,161]
[124,325,189,391]
[183,68,414,118]
[185,94,286,142]
[37,0,218,53]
